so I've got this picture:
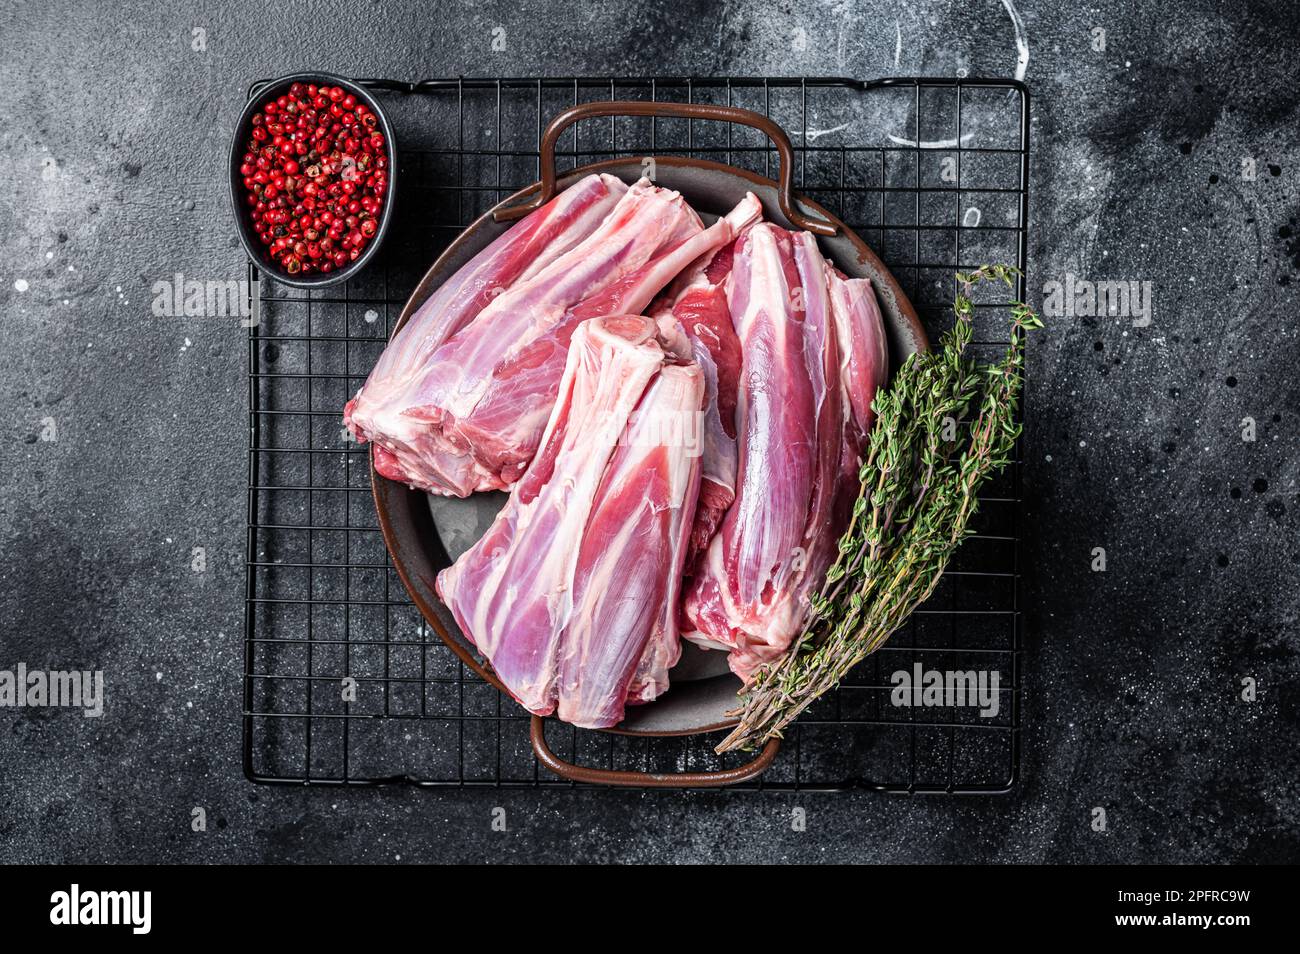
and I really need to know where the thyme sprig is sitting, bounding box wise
[717,265,1042,753]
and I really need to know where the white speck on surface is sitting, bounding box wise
[155,672,163,681]
[887,131,977,149]
[13,278,28,292]
[804,122,851,141]
[364,309,379,323]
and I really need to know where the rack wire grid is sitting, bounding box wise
[244,75,1029,792]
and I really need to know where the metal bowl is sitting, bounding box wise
[371,102,927,786]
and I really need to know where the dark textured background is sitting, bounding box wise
[1,0,1296,863]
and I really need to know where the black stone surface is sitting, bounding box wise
[1,0,1296,863]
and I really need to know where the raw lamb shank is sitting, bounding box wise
[650,193,761,564]
[435,314,704,728]
[682,224,888,681]
[345,173,628,491]
[348,177,750,498]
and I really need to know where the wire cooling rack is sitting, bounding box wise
[243,76,1029,791]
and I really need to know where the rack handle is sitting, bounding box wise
[494,100,836,236]
[529,715,780,788]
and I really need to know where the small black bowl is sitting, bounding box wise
[229,72,397,288]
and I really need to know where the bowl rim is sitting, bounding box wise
[228,71,398,289]
[370,155,929,738]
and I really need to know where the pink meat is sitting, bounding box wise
[650,193,761,565]
[826,266,890,523]
[345,173,628,477]
[827,266,889,443]
[559,361,703,724]
[681,225,850,681]
[355,177,749,498]
[435,315,703,728]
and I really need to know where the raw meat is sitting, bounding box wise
[435,315,704,728]
[681,225,851,680]
[825,266,890,524]
[559,360,703,724]
[354,177,744,498]
[344,173,628,487]
[826,266,889,447]
[413,181,746,497]
[650,193,762,565]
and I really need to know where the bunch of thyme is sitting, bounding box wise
[717,265,1042,753]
